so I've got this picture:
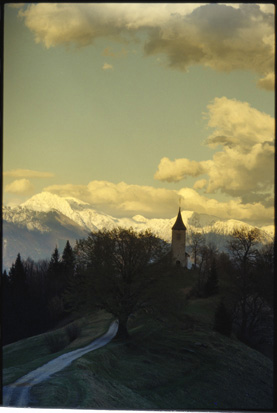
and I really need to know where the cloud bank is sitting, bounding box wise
[44,181,177,218]
[155,97,274,206]
[18,3,274,89]
[43,180,273,226]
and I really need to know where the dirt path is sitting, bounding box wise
[2,320,118,407]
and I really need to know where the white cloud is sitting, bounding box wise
[193,179,207,190]
[5,179,34,195]
[4,169,55,178]
[43,179,273,226]
[155,97,274,204]
[102,63,113,71]
[18,3,274,89]
[44,180,178,218]
[205,97,274,149]
[18,3,202,48]
[154,158,209,182]
[178,187,273,225]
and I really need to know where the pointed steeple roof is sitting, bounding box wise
[172,208,187,230]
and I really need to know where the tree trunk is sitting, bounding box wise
[115,316,129,340]
[239,299,248,343]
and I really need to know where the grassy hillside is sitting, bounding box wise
[3,310,113,385]
[3,269,273,410]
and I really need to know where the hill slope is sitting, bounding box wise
[3,293,273,410]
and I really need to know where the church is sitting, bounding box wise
[171,208,188,267]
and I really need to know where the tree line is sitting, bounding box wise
[1,226,274,357]
[2,240,76,344]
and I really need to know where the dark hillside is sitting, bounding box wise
[3,267,273,411]
[28,311,273,410]
[3,255,273,410]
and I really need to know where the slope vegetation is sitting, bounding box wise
[3,287,273,410]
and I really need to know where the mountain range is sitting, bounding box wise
[3,191,274,270]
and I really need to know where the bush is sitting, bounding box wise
[45,331,69,353]
[213,301,232,337]
[204,262,219,297]
[65,322,81,342]
[48,296,65,325]
[187,275,206,298]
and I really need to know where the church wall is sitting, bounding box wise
[171,230,187,267]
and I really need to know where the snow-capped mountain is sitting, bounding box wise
[3,192,274,269]
[3,205,88,270]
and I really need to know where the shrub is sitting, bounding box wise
[65,322,81,342]
[213,301,232,337]
[204,265,219,297]
[45,331,69,353]
[47,296,65,324]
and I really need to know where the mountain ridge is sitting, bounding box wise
[3,191,274,269]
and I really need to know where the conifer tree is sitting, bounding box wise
[47,246,63,297]
[49,246,60,269]
[6,254,31,342]
[62,240,75,278]
[2,269,9,287]
[9,253,27,291]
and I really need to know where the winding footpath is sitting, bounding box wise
[3,320,119,407]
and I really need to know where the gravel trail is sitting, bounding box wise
[2,320,118,407]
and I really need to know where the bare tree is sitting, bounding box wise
[65,227,168,339]
[188,230,205,269]
[226,226,270,344]
[190,241,219,297]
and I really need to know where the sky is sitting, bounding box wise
[3,3,275,226]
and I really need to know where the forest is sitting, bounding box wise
[2,226,274,359]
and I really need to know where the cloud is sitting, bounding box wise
[102,63,113,71]
[8,3,25,8]
[155,97,274,205]
[44,180,178,218]
[43,179,273,226]
[257,72,275,91]
[259,4,275,13]
[18,3,168,48]
[5,179,34,195]
[205,97,274,150]
[4,169,55,178]
[178,187,273,225]
[144,4,274,90]
[18,3,200,48]
[154,157,209,183]
[102,47,128,58]
[193,179,207,190]
[18,3,274,89]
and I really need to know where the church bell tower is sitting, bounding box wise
[171,208,187,267]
